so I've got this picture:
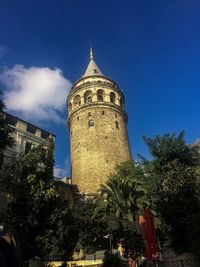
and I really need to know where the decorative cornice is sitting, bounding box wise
[68,101,128,126]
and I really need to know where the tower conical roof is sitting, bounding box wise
[83,49,103,77]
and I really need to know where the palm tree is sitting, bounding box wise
[94,171,149,222]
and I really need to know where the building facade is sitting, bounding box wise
[3,112,56,161]
[67,50,132,194]
[0,112,56,208]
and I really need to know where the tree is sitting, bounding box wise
[71,162,148,255]
[0,91,14,169]
[36,207,79,261]
[93,161,149,253]
[1,141,57,258]
[1,140,77,261]
[73,199,109,254]
[94,161,149,222]
[143,132,200,255]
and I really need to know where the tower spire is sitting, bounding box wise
[90,48,93,60]
[83,48,103,77]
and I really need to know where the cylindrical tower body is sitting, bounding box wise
[67,53,132,194]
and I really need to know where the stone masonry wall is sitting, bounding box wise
[69,105,131,193]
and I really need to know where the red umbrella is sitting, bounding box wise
[139,208,162,261]
[139,214,151,259]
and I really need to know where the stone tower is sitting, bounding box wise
[67,49,132,194]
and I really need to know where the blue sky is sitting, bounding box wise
[1,0,200,177]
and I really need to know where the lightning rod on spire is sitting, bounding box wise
[90,48,93,60]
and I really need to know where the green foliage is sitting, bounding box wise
[91,161,148,253]
[0,91,14,169]
[36,208,78,260]
[94,161,149,222]
[143,132,199,170]
[143,132,200,255]
[73,197,143,255]
[74,199,109,253]
[1,142,77,260]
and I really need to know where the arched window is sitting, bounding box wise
[73,95,81,108]
[110,92,116,104]
[119,97,124,107]
[115,121,119,129]
[69,102,72,112]
[84,90,93,104]
[97,89,105,102]
[88,120,94,127]
[87,96,92,103]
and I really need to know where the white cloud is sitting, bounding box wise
[0,64,71,124]
[54,158,71,178]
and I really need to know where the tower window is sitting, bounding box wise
[84,90,93,104]
[87,96,92,103]
[97,89,105,102]
[74,94,81,108]
[88,112,91,117]
[88,120,94,127]
[110,92,116,104]
[102,111,105,115]
[115,121,119,129]
[69,102,72,112]
[115,114,117,118]
[119,97,124,106]
[77,117,79,121]
[94,69,97,73]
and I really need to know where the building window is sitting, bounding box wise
[115,114,117,118]
[88,120,94,127]
[25,141,32,154]
[27,124,36,134]
[115,121,119,129]
[102,111,105,115]
[41,131,50,139]
[77,117,79,121]
[5,114,17,126]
